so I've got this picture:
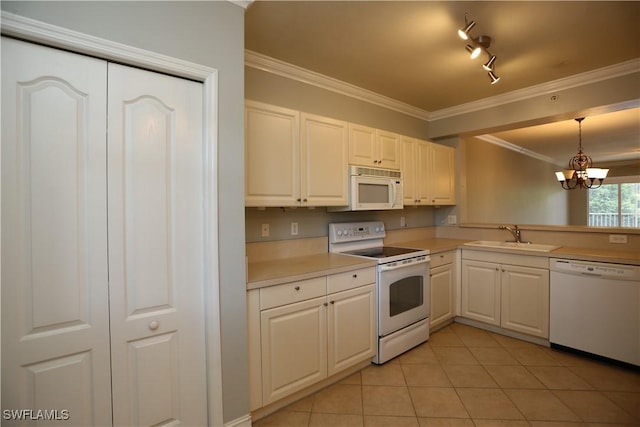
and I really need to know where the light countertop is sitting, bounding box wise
[247,252,376,290]
[247,238,640,290]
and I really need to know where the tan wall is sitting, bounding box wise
[245,66,430,139]
[461,137,569,225]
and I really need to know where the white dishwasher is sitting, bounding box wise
[549,258,640,366]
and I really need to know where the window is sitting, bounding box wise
[588,176,640,228]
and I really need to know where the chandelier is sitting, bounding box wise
[555,117,609,190]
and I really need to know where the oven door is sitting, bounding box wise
[378,258,429,336]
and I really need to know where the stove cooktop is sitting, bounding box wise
[343,246,424,259]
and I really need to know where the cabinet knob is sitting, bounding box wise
[148,320,159,331]
[323,302,328,307]
[294,286,300,291]
[352,274,358,278]
[330,301,335,305]
[297,198,301,202]
[303,198,308,202]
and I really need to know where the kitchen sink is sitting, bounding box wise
[464,240,561,252]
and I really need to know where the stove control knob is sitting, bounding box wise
[337,229,343,236]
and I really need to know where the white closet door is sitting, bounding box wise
[1,38,112,425]
[107,63,208,426]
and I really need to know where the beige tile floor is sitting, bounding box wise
[253,323,640,427]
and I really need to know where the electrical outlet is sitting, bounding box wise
[609,234,628,244]
[261,223,270,237]
[400,216,406,227]
[447,215,457,225]
[291,222,299,236]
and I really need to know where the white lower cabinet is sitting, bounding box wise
[461,250,549,339]
[261,296,328,404]
[429,251,457,329]
[248,267,376,409]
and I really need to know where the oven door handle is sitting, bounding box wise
[379,258,429,271]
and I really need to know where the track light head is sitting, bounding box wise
[466,45,482,59]
[458,20,476,40]
[483,54,496,71]
[488,71,501,84]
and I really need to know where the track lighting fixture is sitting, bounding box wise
[457,14,502,84]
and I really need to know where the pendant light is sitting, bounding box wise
[555,117,609,190]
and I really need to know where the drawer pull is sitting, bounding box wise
[148,321,159,331]
[294,286,300,291]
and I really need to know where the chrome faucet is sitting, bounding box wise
[499,224,524,243]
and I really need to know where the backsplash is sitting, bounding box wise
[245,206,437,242]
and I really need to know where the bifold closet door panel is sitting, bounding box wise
[106,62,208,427]
[1,37,113,425]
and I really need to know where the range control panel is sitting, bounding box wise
[329,221,385,243]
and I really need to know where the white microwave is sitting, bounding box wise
[331,165,403,211]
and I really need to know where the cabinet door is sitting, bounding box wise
[107,64,208,426]
[501,266,550,338]
[349,123,377,166]
[429,143,456,205]
[401,137,417,205]
[416,140,432,205]
[430,264,455,328]
[327,284,376,376]
[261,297,327,405]
[245,101,299,206]
[2,37,113,425]
[300,113,349,206]
[461,260,501,326]
[376,130,402,169]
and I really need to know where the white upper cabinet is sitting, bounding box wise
[349,123,402,170]
[402,138,456,206]
[300,113,349,206]
[429,142,457,205]
[245,101,300,207]
[245,101,348,207]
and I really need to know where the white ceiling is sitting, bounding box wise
[245,1,640,166]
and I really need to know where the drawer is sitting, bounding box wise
[431,251,455,268]
[327,267,376,294]
[260,276,326,310]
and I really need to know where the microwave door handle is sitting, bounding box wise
[390,183,396,208]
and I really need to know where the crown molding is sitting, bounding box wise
[1,11,213,80]
[475,134,561,166]
[246,49,640,124]
[429,59,640,120]
[245,49,431,120]
[229,0,254,9]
